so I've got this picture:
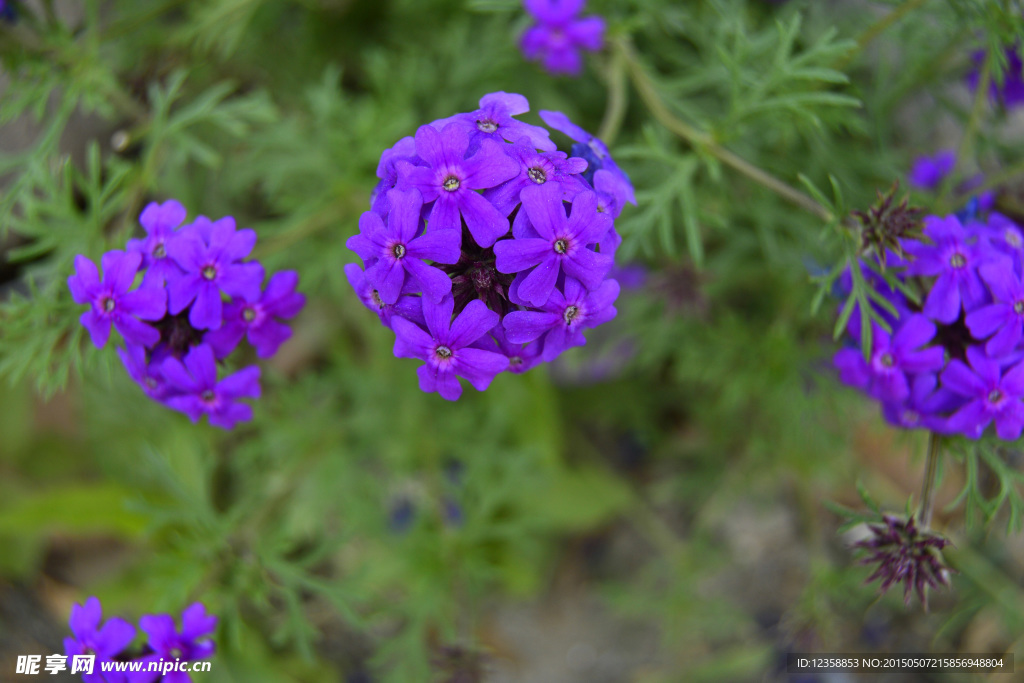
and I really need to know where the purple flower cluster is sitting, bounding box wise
[853,515,952,608]
[65,596,216,683]
[68,201,304,429]
[520,0,605,76]
[908,150,956,191]
[347,92,635,400]
[834,210,1024,440]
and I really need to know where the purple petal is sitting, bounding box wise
[95,618,136,658]
[221,228,257,262]
[520,183,567,240]
[113,315,160,348]
[428,194,462,232]
[435,369,463,401]
[986,318,1023,357]
[68,256,101,303]
[567,16,605,49]
[448,300,500,349]
[183,344,218,388]
[218,365,261,399]
[1002,360,1024,396]
[458,190,512,248]
[479,91,530,116]
[120,287,167,321]
[189,284,224,330]
[539,111,591,144]
[367,257,406,305]
[562,247,613,291]
[995,402,1024,440]
[493,237,551,274]
[248,319,292,357]
[422,294,455,341]
[393,317,434,359]
[168,275,201,315]
[219,262,265,302]
[139,614,178,651]
[504,310,561,344]
[966,304,1011,338]
[946,400,991,438]
[388,188,425,244]
[456,347,510,390]
[516,254,560,307]
[81,310,112,348]
[166,233,206,272]
[407,229,460,264]
[404,258,453,304]
[70,597,103,636]
[923,272,961,323]
[462,139,521,190]
[941,359,987,397]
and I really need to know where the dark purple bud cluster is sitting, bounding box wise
[833,210,1024,440]
[64,596,216,683]
[346,92,635,401]
[519,0,606,76]
[68,201,305,429]
[853,515,952,608]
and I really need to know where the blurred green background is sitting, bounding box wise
[2,0,1024,681]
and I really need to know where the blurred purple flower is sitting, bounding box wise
[68,252,166,348]
[64,597,136,683]
[133,604,216,683]
[520,0,605,76]
[205,271,306,358]
[161,344,261,429]
[941,346,1024,440]
[908,151,956,191]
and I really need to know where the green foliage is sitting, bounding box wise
[2,0,1024,680]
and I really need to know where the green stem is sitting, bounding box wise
[919,432,941,529]
[598,46,628,146]
[838,0,931,69]
[616,36,833,223]
[937,49,992,209]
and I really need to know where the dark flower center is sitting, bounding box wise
[1015,300,1024,315]
[145,377,158,390]
[200,390,216,403]
[949,252,967,269]
[202,265,217,280]
[563,305,579,323]
[392,243,406,259]
[169,647,184,659]
[902,410,920,425]
[371,290,385,308]
[443,176,460,192]
[101,297,115,313]
[153,243,166,258]
[528,167,546,184]
[1007,229,1023,248]
[156,311,205,355]
[554,239,568,254]
[509,356,522,366]
[476,119,498,133]
[989,389,1004,404]
[439,228,516,317]
[435,345,453,359]
[243,307,256,322]
[879,352,895,368]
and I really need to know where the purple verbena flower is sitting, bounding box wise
[941,346,1024,439]
[484,136,589,216]
[371,136,422,216]
[475,325,543,374]
[908,151,956,191]
[853,515,953,608]
[205,271,306,358]
[396,123,519,247]
[161,344,261,429]
[344,263,425,329]
[520,0,605,76]
[833,315,945,403]
[539,110,636,206]
[68,252,167,348]
[965,260,1024,357]
[880,373,962,433]
[346,189,460,304]
[445,92,556,155]
[166,216,264,330]
[133,603,217,683]
[391,296,509,400]
[494,185,613,307]
[64,597,136,683]
[503,276,619,361]
[118,344,172,401]
[902,215,993,323]
[127,200,188,287]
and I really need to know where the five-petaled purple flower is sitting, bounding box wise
[391,296,510,401]
[347,189,460,303]
[485,136,589,216]
[965,261,1024,357]
[503,277,620,361]
[903,215,992,323]
[132,604,217,683]
[941,346,1024,440]
[167,216,264,330]
[495,185,613,306]
[397,123,519,247]
[520,0,605,76]
[64,597,136,683]
[833,316,945,403]
[68,252,167,349]
[161,344,261,429]
[205,271,307,358]
[440,91,556,155]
